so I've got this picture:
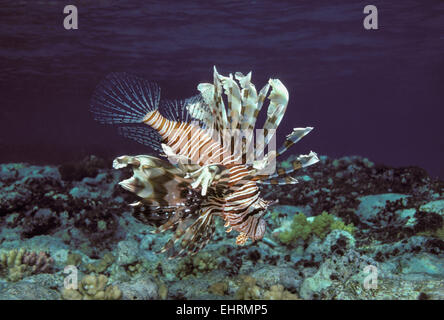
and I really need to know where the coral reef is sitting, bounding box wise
[61,274,122,300]
[263,284,299,300]
[176,252,218,278]
[85,252,115,273]
[0,154,443,300]
[276,211,355,245]
[208,281,229,296]
[115,274,159,300]
[66,252,83,267]
[0,249,54,282]
[235,275,299,300]
[235,276,261,300]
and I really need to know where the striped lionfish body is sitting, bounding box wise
[91,67,319,257]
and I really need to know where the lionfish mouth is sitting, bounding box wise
[90,66,319,257]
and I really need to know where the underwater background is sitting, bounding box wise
[0,0,443,299]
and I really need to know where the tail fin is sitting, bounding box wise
[90,72,160,124]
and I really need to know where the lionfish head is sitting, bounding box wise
[241,197,274,242]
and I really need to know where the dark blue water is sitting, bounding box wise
[1,1,443,178]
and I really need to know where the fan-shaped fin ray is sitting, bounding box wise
[90,72,160,124]
[118,126,163,153]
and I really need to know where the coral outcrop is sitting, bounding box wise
[0,249,54,282]
[235,275,299,300]
[61,274,122,300]
[275,211,355,244]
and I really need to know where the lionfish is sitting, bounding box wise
[90,66,319,257]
